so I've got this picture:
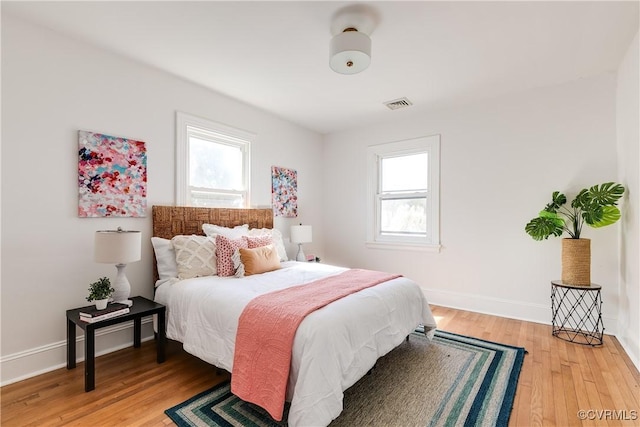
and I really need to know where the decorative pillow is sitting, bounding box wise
[244,235,273,249]
[215,235,248,277]
[239,245,281,276]
[248,228,288,261]
[171,235,217,279]
[150,237,178,281]
[202,223,249,239]
[232,238,273,278]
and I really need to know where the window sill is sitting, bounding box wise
[365,241,442,253]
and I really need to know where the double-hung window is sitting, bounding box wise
[176,112,252,207]
[366,135,440,251]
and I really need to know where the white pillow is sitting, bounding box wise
[202,223,249,239]
[171,235,217,279]
[248,228,288,261]
[151,237,178,281]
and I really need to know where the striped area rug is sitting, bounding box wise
[165,329,525,427]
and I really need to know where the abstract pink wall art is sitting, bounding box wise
[271,166,297,217]
[78,130,147,217]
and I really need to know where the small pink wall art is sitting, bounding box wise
[271,166,298,217]
[78,130,147,217]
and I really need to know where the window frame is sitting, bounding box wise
[176,112,253,207]
[366,135,441,252]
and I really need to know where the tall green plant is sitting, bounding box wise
[525,182,624,241]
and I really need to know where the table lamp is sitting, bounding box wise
[290,224,312,262]
[95,227,141,307]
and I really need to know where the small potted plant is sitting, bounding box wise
[86,277,114,310]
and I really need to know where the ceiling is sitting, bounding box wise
[4,1,639,135]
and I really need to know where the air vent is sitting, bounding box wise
[383,97,413,110]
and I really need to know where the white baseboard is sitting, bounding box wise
[0,318,155,387]
[423,287,618,336]
[616,332,640,372]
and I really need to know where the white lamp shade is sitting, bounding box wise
[330,30,371,74]
[95,229,142,264]
[290,225,312,244]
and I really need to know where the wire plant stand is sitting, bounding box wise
[551,280,604,346]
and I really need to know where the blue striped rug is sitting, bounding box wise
[165,329,525,426]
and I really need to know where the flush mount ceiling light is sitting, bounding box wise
[329,27,371,74]
[329,5,377,75]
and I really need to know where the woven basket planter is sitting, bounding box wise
[561,238,591,286]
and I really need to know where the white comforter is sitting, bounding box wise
[155,261,437,426]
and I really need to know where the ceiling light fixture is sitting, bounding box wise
[329,27,371,74]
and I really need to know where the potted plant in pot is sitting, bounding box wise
[86,277,114,310]
[525,182,625,286]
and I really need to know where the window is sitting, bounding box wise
[366,135,440,251]
[176,112,253,207]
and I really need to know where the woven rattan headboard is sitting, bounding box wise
[151,205,274,281]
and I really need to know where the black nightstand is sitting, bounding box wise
[66,296,166,391]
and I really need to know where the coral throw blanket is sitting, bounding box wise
[231,268,401,421]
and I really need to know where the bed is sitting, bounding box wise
[151,205,437,426]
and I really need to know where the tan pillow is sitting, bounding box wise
[248,228,288,261]
[239,245,280,276]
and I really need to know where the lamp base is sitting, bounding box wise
[111,263,132,306]
[296,244,306,262]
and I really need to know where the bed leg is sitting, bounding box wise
[406,335,409,342]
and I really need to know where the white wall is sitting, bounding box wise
[323,74,622,330]
[616,31,640,370]
[0,15,324,384]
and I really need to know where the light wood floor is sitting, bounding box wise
[2,305,638,426]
